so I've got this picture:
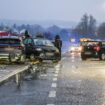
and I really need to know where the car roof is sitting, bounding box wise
[81,40,105,42]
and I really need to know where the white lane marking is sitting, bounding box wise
[55,71,59,74]
[71,55,75,59]
[61,65,64,69]
[54,74,58,77]
[71,59,75,62]
[78,80,82,82]
[71,56,75,59]
[40,74,47,77]
[55,68,60,71]
[55,67,60,70]
[47,104,54,105]
[53,78,57,81]
[48,91,56,97]
[55,64,60,68]
[51,83,57,88]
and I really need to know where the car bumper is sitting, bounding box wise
[39,56,58,60]
[0,53,9,59]
[0,53,21,61]
[39,53,60,60]
[81,52,99,57]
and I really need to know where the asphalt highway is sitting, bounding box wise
[0,53,105,105]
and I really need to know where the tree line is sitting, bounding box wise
[72,14,105,39]
[0,24,70,41]
[0,14,105,40]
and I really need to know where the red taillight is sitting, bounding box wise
[10,46,23,49]
[0,46,8,48]
[0,46,24,49]
[94,46,101,51]
[16,46,23,49]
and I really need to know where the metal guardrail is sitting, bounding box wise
[0,60,58,88]
[0,65,29,83]
[0,61,40,88]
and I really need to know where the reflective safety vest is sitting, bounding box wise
[24,38,33,45]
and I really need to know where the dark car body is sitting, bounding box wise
[0,32,25,63]
[24,38,60,61]
[80,40,105,60]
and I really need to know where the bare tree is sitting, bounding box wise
[97,23,105,38]
[73,14,96,36]
[88,15,96,35]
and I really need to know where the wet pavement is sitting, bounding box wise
[0,53,105,105]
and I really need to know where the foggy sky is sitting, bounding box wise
[0,0,105,22]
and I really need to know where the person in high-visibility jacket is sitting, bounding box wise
[23,30,34,59]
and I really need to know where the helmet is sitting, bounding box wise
[55,35,60,39]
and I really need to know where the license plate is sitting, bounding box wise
[85,52,91,55]
[46,53,54,56]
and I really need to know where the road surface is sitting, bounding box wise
[0,53,105,105]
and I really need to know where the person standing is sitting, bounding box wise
[54,35,62,60]
[23,30,34,59]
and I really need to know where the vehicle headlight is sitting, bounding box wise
[36,48,42,51]
[71,47,75,51]
[78,47,82,51]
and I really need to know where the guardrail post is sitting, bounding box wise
[15,73,21,89]
[32,65,38,79]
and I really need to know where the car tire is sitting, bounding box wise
[99,53,105,60]
[30,54,35,61]
[9,54,16,63]
[38,58,43,62]
[81,55,86,60]
[19,54,26,63]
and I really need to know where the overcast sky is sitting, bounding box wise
[0,0,105,22]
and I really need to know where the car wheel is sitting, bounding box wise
[81,55,86,60]
[19,54,26,63]
[100,53,105,60]
[30,54,35,61]
[37,58,42,62]
[9,54,15,63]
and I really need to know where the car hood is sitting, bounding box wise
[36,46,57,51]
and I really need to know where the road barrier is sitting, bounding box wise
[0,61,40,88]
[0,60,58,88]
